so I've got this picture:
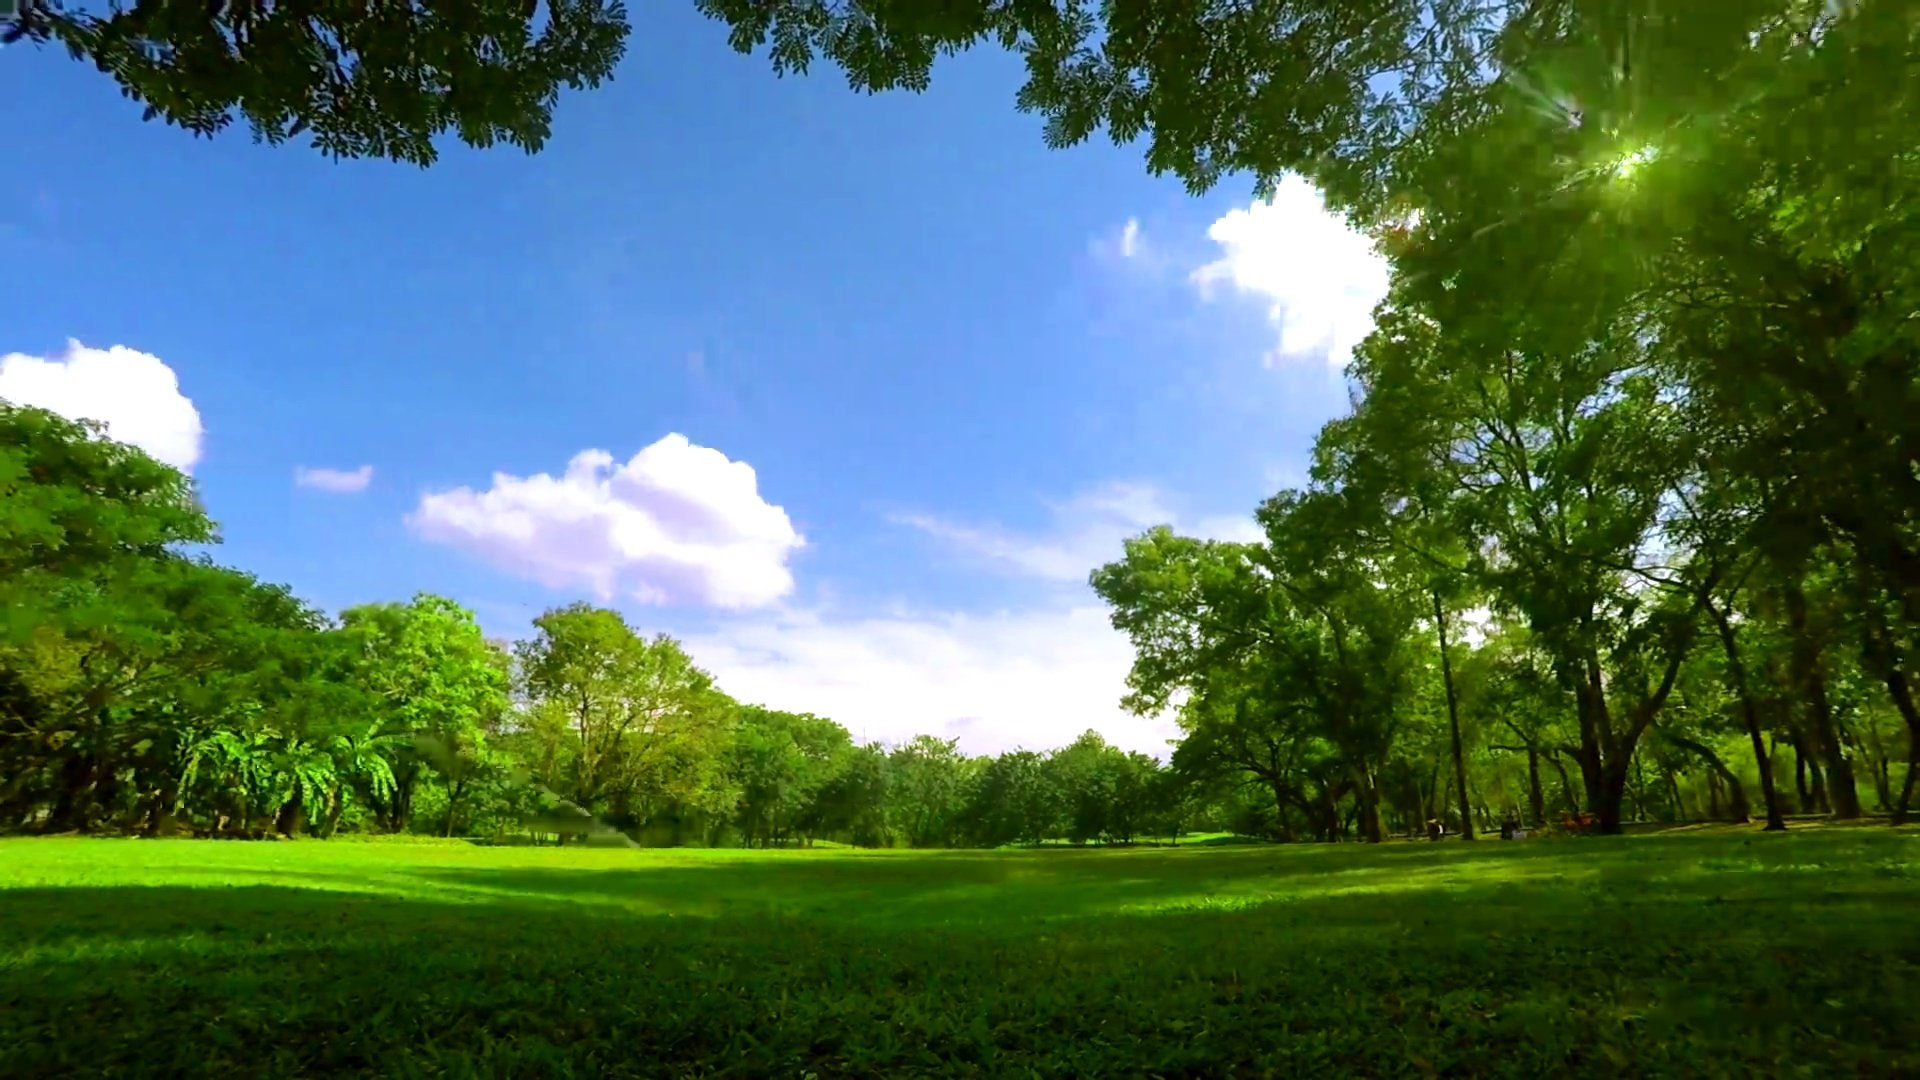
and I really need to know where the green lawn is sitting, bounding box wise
[3,827,1917,1077]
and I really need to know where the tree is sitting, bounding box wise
[812,741,891,847]
[337,594,511,832]
[1095,503,1425,844]
[887,735,972,848]
[513,603,729,832]
[8,0,628,165]
[960,749,1055,847]
[726,705,851,847]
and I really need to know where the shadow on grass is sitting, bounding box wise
[388,826,1916,925]
[4,829,1919,1078]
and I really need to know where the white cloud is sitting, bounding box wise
[677,480,1268,757]
[409,434,804,610]
[891,481,1259,583]
[1189,514,1266,545]
[1190,174,1391,369]
[0,340,204,472]
[682,603,1176,758]
[294,464,374,494]
[1091,216,1152,265]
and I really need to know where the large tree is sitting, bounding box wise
[514,603,731,828]
[336,594,511,832]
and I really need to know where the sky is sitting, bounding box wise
[0,9,1390,759]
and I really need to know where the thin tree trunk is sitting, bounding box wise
[1526,745,1546,826]
[1793,738,1810,810]
[1547,753,1580,814]
[1886,666,1920,825]
[1434,590,1475,841]
[1897,741,1918,825]
[1663,732,1751,824]
[1865,722,1894,810]
[1704,595,1787,829]
[321,785,345,838]
[1807,744,1830,813]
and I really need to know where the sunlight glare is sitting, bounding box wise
[1610,145,1659,181]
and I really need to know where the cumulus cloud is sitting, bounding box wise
[410,434,803,610]
[668,480,1268,756]
[891,481,1260,583]
[1119,217,1142,258]
[294,464,374,494]
[1190,174,1391,368]
[0,340,204,472]
[682,603,1175,758]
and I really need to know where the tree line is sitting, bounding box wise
[0,402,1207,846]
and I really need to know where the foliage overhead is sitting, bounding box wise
[9,0,629,164]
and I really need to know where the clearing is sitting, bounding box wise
[3,826,1917,1077]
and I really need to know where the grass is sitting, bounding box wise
[3,826,1917,1077]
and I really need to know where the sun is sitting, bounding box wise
[1610,145,1659,180]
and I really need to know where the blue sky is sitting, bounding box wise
[0,8,1388,756]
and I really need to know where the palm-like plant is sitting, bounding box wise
[319,721,405,837]
[264,737,337,835]
[178,728,272,833]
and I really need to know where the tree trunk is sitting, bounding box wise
[1547,753,1580,814]
[1663,732,1751,824]
[1434,590,1475,841]
[1353,761,1385,843]
[145,782,185,837]
[443,775,470,838]
[1666,768,1686,822]
[1269,778,1290,837]
[1882,665,1920,826]
[1865,721,1894,811]
[1705,594,1787,829]
[45,754,97,833]
[1574,675,1607,813]
[1787,735,1810,811]
[1784,583,1861,818]
[1896,738,1918,826]
[276,787,306,837]
[1596,762,1631,835]
[1525,745,1546,826]
[390,779,416,834]
[321,785,345,838]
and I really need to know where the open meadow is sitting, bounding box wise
[4,826,1918,1078]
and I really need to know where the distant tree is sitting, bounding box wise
[514,603,731,832]
[813,741,891,847]
[337,594,510,832]
[960,749,1054,847]
[886,735,972,848]
[726,705,851,847]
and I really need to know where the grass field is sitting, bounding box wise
[3,827,1918,1078]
